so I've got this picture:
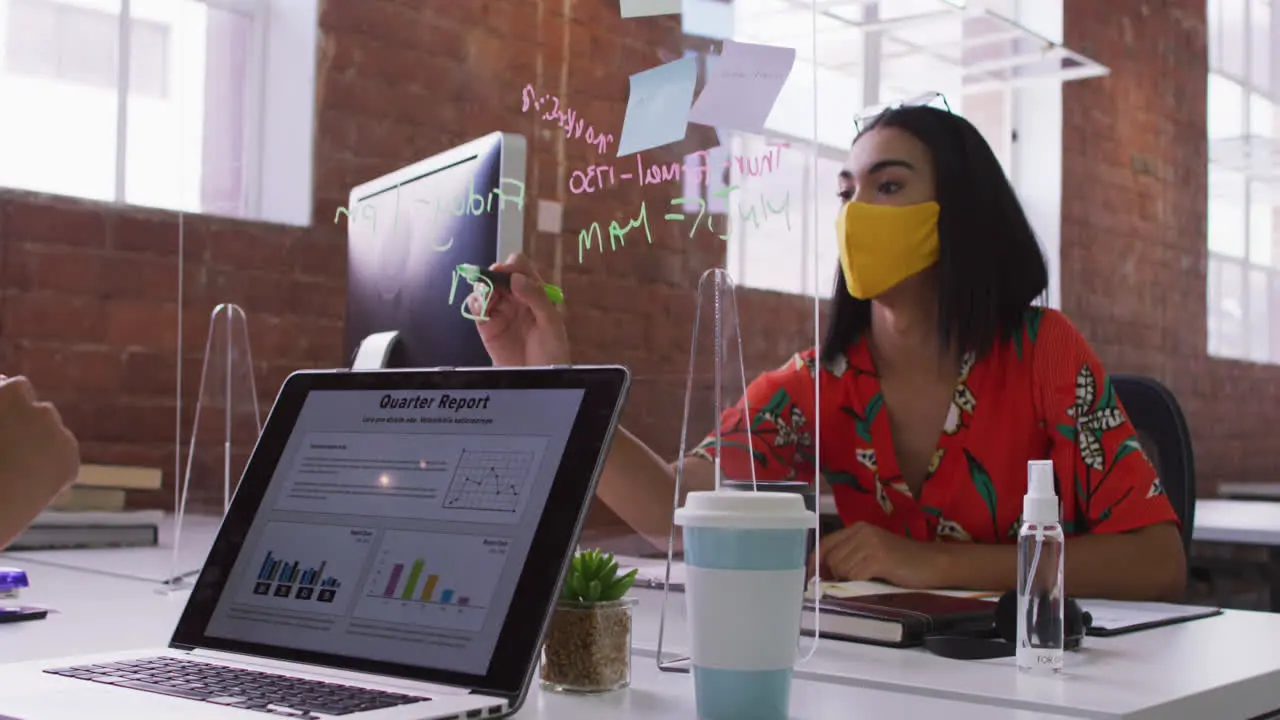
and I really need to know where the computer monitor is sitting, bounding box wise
[343,132,527,370]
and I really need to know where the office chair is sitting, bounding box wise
[1112,374,1197,557]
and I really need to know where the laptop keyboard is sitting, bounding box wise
[44,656,431,717]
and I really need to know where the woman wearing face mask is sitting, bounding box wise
[473,105,1186,602]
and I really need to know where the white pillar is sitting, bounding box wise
[1010,0,1065,310]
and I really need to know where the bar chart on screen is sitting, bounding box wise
[352,529,511,633]
[237,521,376,616]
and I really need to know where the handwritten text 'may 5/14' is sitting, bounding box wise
[576,186,792,263]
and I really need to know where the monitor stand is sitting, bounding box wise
[352,330,400,370]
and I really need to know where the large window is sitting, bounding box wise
[1206,0,1280,363]
[681,0,1062,299]
[0,0,316,225]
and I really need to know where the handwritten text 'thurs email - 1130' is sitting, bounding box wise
[568,143,788,195]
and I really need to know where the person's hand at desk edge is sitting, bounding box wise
[469,106,1185,604]
[0,375,80,549]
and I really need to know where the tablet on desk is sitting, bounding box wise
[1081,599,1223,636]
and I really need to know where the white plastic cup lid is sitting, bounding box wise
[674,490,816,530]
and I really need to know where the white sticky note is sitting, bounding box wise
[620,0,681,18]
[616,55,699,157]
[688,40,797,133]
[536,200,563,234]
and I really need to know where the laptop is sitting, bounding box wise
[0,365,631,719]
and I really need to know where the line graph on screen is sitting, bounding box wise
[442,449,535,513]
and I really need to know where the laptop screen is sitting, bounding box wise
[203,386,583,677]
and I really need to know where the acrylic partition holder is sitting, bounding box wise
[160,303,263,594]
[654,268,823,673]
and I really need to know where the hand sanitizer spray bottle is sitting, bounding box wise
[1017,459,1065,674]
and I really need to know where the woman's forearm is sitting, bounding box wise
[931,523,1186,601]
[594,427,714,551]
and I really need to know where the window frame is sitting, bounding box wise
[115,0,268,209]
[1206,0,1279,365]
[688,2,1063,305]
[0,0,316,226]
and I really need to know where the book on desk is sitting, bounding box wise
[4,509,162,551]
[617,557,1226,646]
[801,592,997,648]
[2,463,166,551]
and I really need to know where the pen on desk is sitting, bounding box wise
[456,263,565,305]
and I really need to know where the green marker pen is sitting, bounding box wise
[456,263,564,305]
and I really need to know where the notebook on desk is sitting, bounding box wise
[800,592,997,648]
[1080,599,1223,636]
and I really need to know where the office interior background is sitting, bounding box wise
[0,0,1271,594]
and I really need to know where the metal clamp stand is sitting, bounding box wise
[160,303,262,594]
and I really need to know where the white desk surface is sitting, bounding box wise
[0,559,1075,719]
[1217,482,1280,500]
[625,585,1280,720]
[1194,498,1280,546]
[2,513,223,583]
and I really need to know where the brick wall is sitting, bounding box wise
[2,0,1265,522]
[0,1,812,526]
[1062,0,1280,494]
[0,197,347,509]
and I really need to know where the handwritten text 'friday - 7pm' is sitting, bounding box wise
[333,178,527,251]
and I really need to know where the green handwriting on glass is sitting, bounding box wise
[577,187,791,263]
[577,203,653,263]
[334,178,526,251]
[447,268,495,322]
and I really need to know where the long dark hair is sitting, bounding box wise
[820,105,1048,366]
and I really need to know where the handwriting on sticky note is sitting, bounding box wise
[568,144,788,194]
[334,178,525,253]
[688,40,796,132]
[521,84,613,155]
[617,56,699,157]
[620,0,681,17]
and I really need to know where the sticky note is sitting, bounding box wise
[620,0,681,17]
[689,40,797,133]
[617,55,699,158]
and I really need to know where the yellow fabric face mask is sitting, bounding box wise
[835,201,942,299]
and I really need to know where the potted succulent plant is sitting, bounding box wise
[540,548,639,693]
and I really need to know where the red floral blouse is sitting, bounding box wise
[691,308,1178,542]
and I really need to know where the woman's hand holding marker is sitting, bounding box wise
[471,254,571,368]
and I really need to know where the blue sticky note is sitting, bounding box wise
[616,56,699,158]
